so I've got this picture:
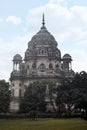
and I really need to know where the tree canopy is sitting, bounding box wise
[72,71,87,113]
[19,71,87,119]
[0,80,10,113]
[20,81,46,113]
[56,71,87,117]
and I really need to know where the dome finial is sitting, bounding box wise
[42,13,45,28]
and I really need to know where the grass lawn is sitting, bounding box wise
[0,118,87,130]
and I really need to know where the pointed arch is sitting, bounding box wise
[39,63,46,72]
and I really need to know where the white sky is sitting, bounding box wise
[0,0,87,81]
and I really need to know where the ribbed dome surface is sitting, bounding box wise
[29,27,57,46]
[25,15,61,61]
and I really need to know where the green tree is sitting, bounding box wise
[20,81,46,114]
[0,80,10,113]
[56,77,77,117]
[73,71,87,115]
[56,71,87,118]
[45,80,57,112]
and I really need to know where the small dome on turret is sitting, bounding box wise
[13,54,22,61]
[63,54,72,60]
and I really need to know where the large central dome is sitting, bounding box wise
[28,14,57,47]
[31,27,57,46]
[25,14,61,61]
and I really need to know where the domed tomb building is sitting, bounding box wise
[10,14,74,112]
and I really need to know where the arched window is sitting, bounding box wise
[39,49,44,55]
[32,62,36,69]
[39,63,46,72]
[12,83,14,86]
[48,48,52,56]
[55,64,59,69]
[39,47,47,55]
[49,63,53,69]
[41,50,44,54]
[19,83,21,86]
[27,65,29,69]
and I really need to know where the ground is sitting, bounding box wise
[0,119,87,130]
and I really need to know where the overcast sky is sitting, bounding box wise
[0,0,87,81]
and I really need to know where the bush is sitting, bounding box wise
[0,113,30,119]
[0,112,82,119]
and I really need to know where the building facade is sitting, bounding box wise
[10,14,74,112]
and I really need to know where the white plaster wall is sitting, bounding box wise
[10,101,19,112]
[11,80,21,97]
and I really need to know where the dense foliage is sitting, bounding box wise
[56,71,87,118]
[73,71,87,113]
[20,81,46,114]
[0,80,10,113]
[19,71,87,119]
